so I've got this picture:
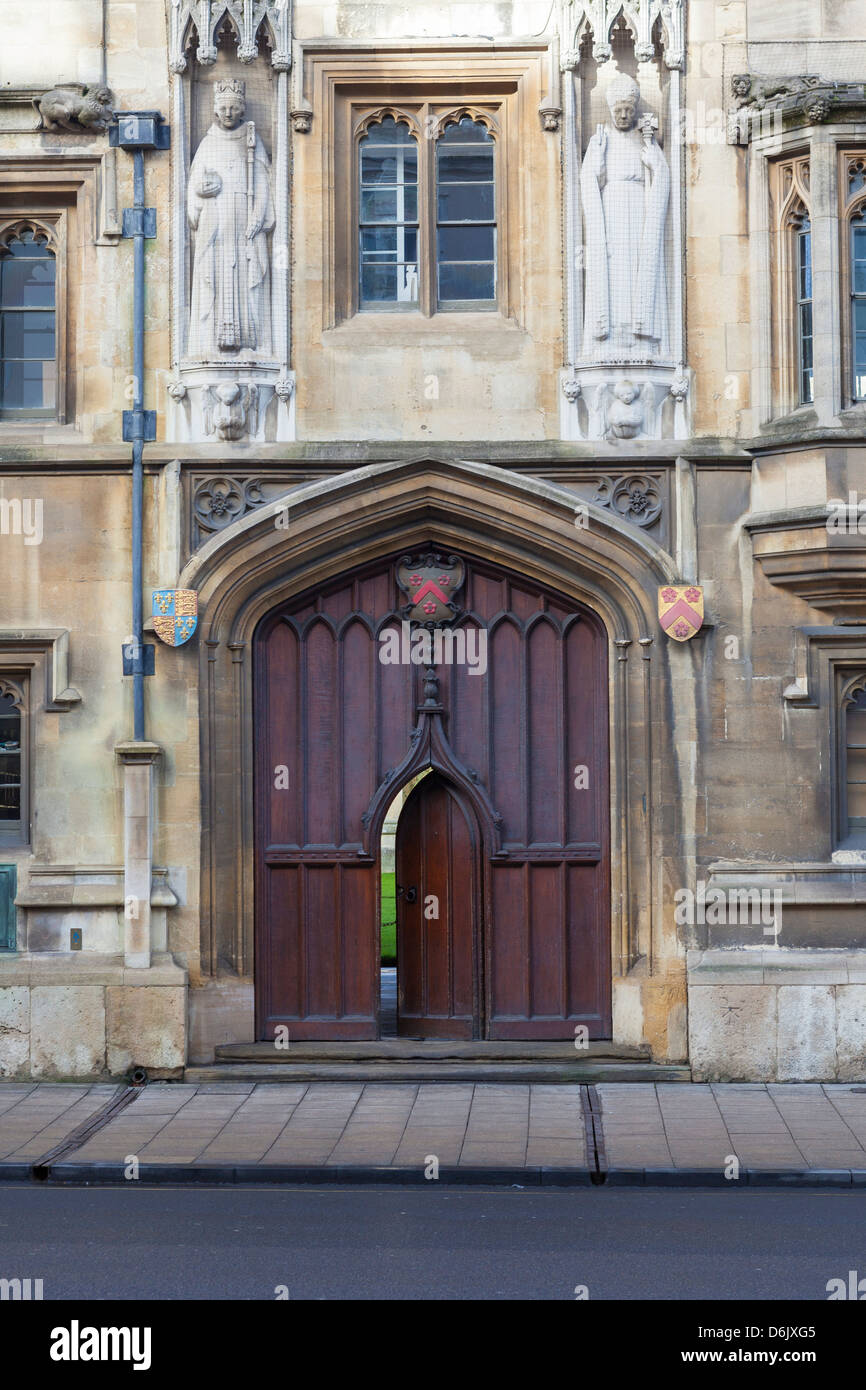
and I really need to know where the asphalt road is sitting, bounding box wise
[1,1185,864,1301]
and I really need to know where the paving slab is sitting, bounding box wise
[5,1081,866,1185]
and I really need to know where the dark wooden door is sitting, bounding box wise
[254,551,610,1041]
[395,774,479,1038]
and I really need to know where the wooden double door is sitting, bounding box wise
[254,551,611,1041]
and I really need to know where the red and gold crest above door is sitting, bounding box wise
[396,552,466,624]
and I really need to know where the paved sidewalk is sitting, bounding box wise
[3,1081,866,1185]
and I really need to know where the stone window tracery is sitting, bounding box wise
[770,154,812,415]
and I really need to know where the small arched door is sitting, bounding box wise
[395,773,481,1038]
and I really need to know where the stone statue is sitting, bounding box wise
[580,73,670,359]
[187,79,274,358]
[34,84,115,133]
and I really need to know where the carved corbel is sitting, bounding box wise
[202,382,259,441]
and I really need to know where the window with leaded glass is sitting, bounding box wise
[359,117,419,307]
[436,117,496,307]
[0,226,57,419]
[355,108,498,315]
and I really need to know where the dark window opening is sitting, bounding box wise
[0,690,21,823]
[0,229,57,419]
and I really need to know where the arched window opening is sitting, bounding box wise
[358,116,419,307]
[0,228,57,418]
[436,117,496,307]
[0,688,22,824]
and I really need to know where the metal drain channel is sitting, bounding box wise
[31,1084,142,1180]
[580,1083,607,1184]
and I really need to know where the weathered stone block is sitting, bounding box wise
[0,987,30,1078]
[688,984,777,1081]
[776,985,836,1081]
[30,986,105,1079]
[836,986,866,1082]
[106,985,186,1076]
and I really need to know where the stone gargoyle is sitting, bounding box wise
[34,84,115,134]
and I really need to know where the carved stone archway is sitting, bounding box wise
[180,454,693,1059]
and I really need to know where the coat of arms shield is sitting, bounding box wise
[396,553,466,625]
[658,585,704,642]
[152,589,198,647]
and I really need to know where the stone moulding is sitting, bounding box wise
[745,506,866,621]
[783,626,866,708]
[0,630,80,711]
[728,73,866,146]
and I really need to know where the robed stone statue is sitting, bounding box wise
[580,73,670,359]
[187,79,275,358]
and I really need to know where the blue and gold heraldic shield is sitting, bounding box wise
[152,589,198,647]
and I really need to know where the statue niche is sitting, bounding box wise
[580,73,670,361]
[187,78,275,359]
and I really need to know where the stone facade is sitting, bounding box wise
[0,0,864,1080]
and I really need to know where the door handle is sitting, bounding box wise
[397,884,417,904]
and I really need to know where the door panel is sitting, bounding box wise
[396,774,479,1038]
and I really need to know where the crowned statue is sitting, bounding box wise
[580,73,670,359]
[187,79,275,358]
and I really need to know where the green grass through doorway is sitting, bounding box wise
[381,870,396,963]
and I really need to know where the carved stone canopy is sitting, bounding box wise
[559,0,685,71]
[170,0,291,72]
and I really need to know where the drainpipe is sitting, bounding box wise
[110,112,169,737]
[130,145,146,739]
[110,113,170,965]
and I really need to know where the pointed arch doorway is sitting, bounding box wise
[253,547,611,1042]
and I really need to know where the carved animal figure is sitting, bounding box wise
[34,84,115,133]
[731,74,819,111]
